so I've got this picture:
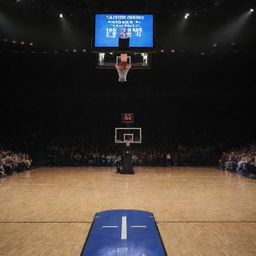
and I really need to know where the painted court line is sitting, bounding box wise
[102,226,118,228]
[121,216,127,240]
[131,225,147,228]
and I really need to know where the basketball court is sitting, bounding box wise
[1,2,256,256]
[0,167,256,255]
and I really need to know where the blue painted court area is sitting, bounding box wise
[81,210,167,256]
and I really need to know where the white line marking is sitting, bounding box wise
[131,226,147,228]
[102,226,118,228]
[121,216,127,240]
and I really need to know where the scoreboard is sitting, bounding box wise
[94,14,154,48]
[121,113,134,123]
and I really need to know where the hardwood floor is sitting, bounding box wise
[0,167,256,255]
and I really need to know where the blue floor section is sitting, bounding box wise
[81,210,167,256]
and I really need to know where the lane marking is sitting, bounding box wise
[131,225,147,228]
[121,216,127,240]
[102,226,118,228]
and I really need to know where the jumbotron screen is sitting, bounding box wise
[94,14,154,48]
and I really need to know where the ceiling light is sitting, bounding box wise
[184,13,190,19]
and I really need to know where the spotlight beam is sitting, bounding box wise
[212,11,253,44]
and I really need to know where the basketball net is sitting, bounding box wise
[115,53,131,82]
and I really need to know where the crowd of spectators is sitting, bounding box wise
[219,144,256,178]
[47,142,219,166]
[2,137,256,181]
[0,148,32,178]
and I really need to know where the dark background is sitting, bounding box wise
[0,0,255,151]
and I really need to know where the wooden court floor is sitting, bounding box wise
[0,167,256,256]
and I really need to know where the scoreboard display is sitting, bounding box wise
[94,14,154,48]
[121,113,134,123]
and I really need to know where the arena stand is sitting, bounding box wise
[0,147,32,178]
[46,135,220,167]
[219,144,256,179]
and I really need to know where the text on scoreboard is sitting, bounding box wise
[94,14,154,48]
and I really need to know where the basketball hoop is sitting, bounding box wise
[115,54,131,82]
[115,63,131,82]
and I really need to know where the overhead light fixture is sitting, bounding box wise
[59,13,63,18]
[249,9,254,13]
[184,13,190,19]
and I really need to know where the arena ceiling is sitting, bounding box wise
[0,0,255,52]
[4,0,256,16]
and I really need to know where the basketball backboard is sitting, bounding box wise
[115,128,142,144]
[97,52,151,69]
